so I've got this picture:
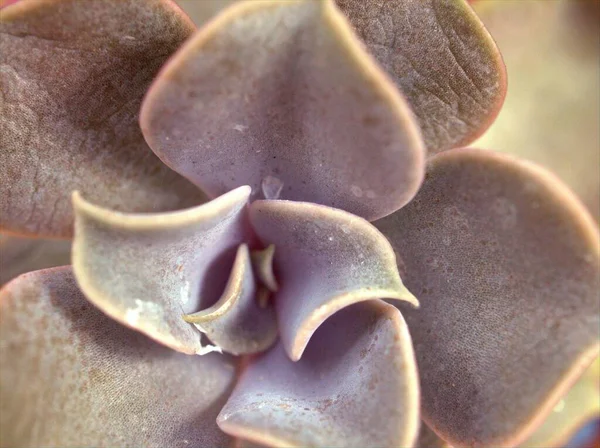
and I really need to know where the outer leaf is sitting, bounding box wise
[72,186,254,355]
[249,199,418,361]
[415,356,600,448]
[336,0,507,154]
[218,301,420,448]
[0,0,205,238]
[520,356,600,448]
[183,244,278,356]
[141,0,425,222]
[375,148,600,447]
[0,233,70,285]
[0,267,236,448]
[474,0,600,222]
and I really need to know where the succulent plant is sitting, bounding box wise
[0,1,598,447]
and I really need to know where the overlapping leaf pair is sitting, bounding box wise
[1,1,598,447]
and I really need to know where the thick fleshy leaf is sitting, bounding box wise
[72,186,255,355]
[249,199,418,361]
[0,233,71,285]
[218,301,419,448]
[521,356,600,448]
[474,0,599,221]
[0,0,205,238]
[251,244,278,293]
[375,148,600,447]
[141,0,425,221]
[336,0,507,154]
[183,244,278,356]
[0,267,236,447]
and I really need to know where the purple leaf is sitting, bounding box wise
[249,199,418,361]
[375,148,600,447]
[0,233,71,285]
[337,0,507,154]
[218,301,419,448]
[183,244,278,356]
[0,0,204,238]
[141,0,425,221]
[72,186,255,355]
[0,267,236,447]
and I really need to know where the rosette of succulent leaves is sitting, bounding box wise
[0,1,598,448]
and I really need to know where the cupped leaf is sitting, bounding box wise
[0,0,204,238]
[249,199,418,362]
[375,148,600,447]
[183,244,278,356]
[0,233,71,285]
[0,267,236,448]
[141,0,425,221]
[474,0,600,221]
[218,301,419,448]
[336,0,507,154]
[72,186,255,355]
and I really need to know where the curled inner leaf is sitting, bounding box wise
[250,199,418,361]
[72,186,254,355]
[256,286,272,310]
[250,244,279,292]
[183,244,278,356]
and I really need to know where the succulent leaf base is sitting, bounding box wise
[0,1,598,447]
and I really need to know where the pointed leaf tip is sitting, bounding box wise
[250,199,418,362]
[72,187,254,354]
[182,244,278,356]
